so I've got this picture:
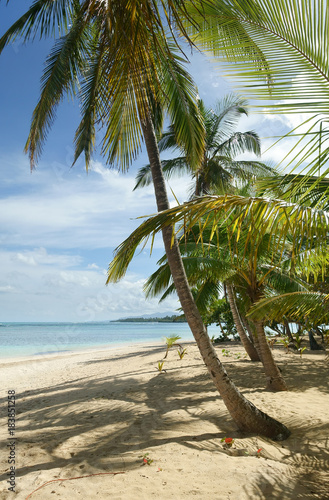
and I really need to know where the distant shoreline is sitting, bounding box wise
[113,315,186,323]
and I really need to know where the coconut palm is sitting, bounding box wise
[225,283,261,361]
[107,193,328,372]
[141,209,311,389]
[134,95,273,197]
[143,212,261,360]
[0,1,291,439]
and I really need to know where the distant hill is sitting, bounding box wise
[114,313,186,323]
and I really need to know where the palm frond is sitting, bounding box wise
[24,10,90,168]
[187,0,329,187]
[225,160,275,182]
[157,125,180,152]
[206,94,249,147]
[73,21,105,169]
[215,131,261,158]
[144,262,173,299]
[134,157,190,190]
[158,40,205,170]
[194,280,223,314]
[0,0,74,50]
[189,0,329,110]
[257,174,329,210]
[107,194,329,284]
[248,291,329,325]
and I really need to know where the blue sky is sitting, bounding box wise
[0,2,293,322]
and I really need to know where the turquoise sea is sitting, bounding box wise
[0,321,219,359]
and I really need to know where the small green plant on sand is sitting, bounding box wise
[163,335,183,358]
[177,348,187,360]
[294,332,304,350]
[277,336,290,353]
[221,348,231,357]
[157,361,166,372]
[140,453,153,466]
[235,352,247,360]
[298,346,307,358]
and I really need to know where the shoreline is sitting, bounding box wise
[0,339,194,366]
[1,341,328,499]
[0,321,203,363]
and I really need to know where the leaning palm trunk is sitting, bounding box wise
[141,111,290,440]
[226,284,260,362]
[284,319,294,342]
[254,321,288,391]
[241,315,263,361]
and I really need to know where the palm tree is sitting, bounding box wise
[225,282,261,361]
[107,193,328,385]
[142,209,309,389]
[0,1,291,439]
[134,95,272,197]
[145,231,262,362]
[135,94,274,365]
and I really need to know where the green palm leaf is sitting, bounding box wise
[258,174,329,210]
[107,194,329,284]
[1,1,206,171]
[134,94,270,195]
[186,0,329,189]
[0,0,73,46]
[248,291,329,325]
[24,9,90,168]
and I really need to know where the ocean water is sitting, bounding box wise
[0,322,219,359]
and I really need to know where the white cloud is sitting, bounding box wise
[12,248,82,267]
[87,263,99,270]
[0,156,160,250]
[0,285,16,293]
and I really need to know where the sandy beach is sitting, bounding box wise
[1,341,328,499]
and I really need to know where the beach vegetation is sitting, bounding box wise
[177,347,187,359]
[277,336,291,354]
[140,453,153,466]
[163,335,183,359]
[204,298,238,340]
[298,347,307,358]
[221,348,231,357]
[157,361,166,373]
[134,95,273,198]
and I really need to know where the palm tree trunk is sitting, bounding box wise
[140,111,290,440]
[284,319,294,342]
[254,320,288,392]
[241,314,262,360]
[226,284,260,361]
[217,318,227,338]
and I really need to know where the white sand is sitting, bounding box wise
[0,341,328,499]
